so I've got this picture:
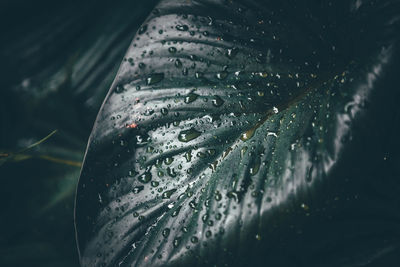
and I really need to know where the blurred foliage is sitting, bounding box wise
[0,0,157,266]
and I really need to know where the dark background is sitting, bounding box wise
[0,0,156,266]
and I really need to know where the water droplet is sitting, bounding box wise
[176,24,189,31]
[144,108,154,116]
[171,206,182,217]
[189,200,197,209]
[212,95,224,107]
[175,59,182,68]
[226,47,239,59]
[185,151,192,162]
[227,191,240,202]
[190,236,198,243]
[168,47,177,53]
[162,188,177,199]
[166,167,177,177]
[178,128,201,142]
[164,157,174,165]
[195,72,204,79]
[138,25,147,34]
[146,73,164,85]
[197,152,207,158]
[240,146,248,158]
[249,157,261,176]
[205,230,212,238]
[162,228,170,238]
[161,107,169,115]
[214,191,222,201]
[173,237,181,247]
[207,149,216,156]
[184,92,199,104]
[115,84,124,94]
[216,71,228,80]
[132,186,144,194]
[241,128,255,141]
[138,172,152,183]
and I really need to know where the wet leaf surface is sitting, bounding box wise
[75,1,400,266]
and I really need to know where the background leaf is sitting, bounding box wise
[76,0,400,267]
[0,0,158,266]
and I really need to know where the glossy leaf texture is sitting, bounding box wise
[75,0,400,266]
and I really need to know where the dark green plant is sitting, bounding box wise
[74,1,400,267]
[1,1,400,267]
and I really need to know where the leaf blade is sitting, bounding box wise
[75,1,398,266]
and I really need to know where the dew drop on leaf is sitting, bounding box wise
[173,237,181,248]
[114,85,124,94]
[138,25,147,34]
[205,230,212,238]
[138,172,152,183]
[178,128,201,142]
[184,92,199,104]
[185,151,192,162]
[162,228,170,238]
[174,59,182,68]
[132,186,144,194]
[171,206,182,217]
[226,47,239,59]
[162,188,177,199]
[249,157,261,176]
[146,73,164,85]
[175,24,189,31]
[161,108,169,115]
[164,157,174,165]
[168,47,177,53]
[216,71,228,80]
[212,95,224,107]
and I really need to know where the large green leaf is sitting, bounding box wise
[75,0,400,266]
